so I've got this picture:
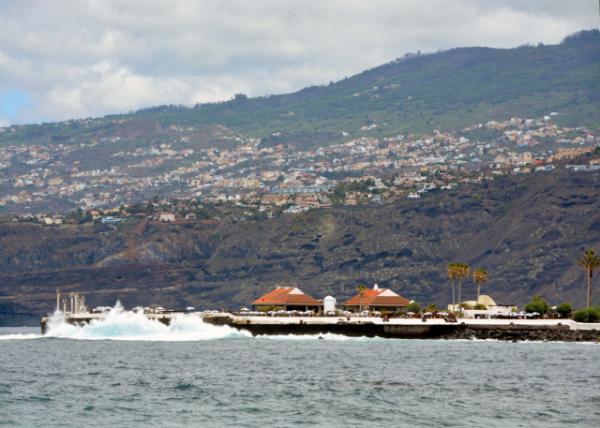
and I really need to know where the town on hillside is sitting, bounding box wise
[1,114,599,225]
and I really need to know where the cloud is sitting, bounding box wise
[0,0,597,125]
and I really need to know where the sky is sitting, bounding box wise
[0,0,597,126]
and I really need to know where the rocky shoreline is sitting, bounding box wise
[439,323,599,342]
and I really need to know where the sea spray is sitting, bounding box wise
[44,302,251,341]
[41,302,376,342]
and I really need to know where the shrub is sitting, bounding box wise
[556,303,572,318]
[425,304,438,313]
[474,303,487,310]
[573,307,600,323]
[257,305,281,313]
[524,295,549,314]
[405,301,421,313]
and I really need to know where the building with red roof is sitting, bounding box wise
[252,286,322,311]
[343,284,410,312]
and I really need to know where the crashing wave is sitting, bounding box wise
[1,302,383,342]
[42,302,251,341]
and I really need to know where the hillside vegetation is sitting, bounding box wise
[134,30,600,145]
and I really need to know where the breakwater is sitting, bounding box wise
[210,315,600,342]
[40,312,600,342]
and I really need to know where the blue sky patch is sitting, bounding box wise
[0,90,30,119]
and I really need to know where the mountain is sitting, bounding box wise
[1,167,599,325]
[1,30,599,325]
[2,30,599,150]
[160,29,600,146]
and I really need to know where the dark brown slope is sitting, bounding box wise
[0,169,599,324]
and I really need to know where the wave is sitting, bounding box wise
[41,303,251,341]
[0,333,42,340]
[0,304,376,342]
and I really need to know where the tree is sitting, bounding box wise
[524,295,549,315]
[472,268,488,303]
[447,263,457,311]
[455,263,470,312]
[356,284,366,312]
[556,303,572,318]
[577,249,600,307]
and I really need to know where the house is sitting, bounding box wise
[42,217,63,225]
[88,209,102,220]
[252,286,322,312]
[100,216,123,224]
[343,284,410,312]
[283,205,308,214]
[159,212,176,222]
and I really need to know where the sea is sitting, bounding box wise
[1,308,599,427]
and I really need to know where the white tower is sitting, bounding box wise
[323,296,336,314]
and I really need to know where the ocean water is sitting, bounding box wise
[1,309,599,427]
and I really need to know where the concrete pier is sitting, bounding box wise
[213,315,600,341]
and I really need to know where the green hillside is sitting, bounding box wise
[2,30,599,149]
[128,29,600,144]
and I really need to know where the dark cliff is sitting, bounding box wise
[1,169,599,324]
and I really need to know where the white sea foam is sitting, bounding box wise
[256,333,380,341]
[0,333,42,340]
[42,303,251,341]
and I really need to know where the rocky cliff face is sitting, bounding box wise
[1,170,599,324]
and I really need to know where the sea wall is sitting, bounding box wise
[215,318,600,342]
[446,323,600,342]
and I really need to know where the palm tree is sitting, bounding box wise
[456,263,470,312]
[447,263,457,311]
[356,284,366,312]
[473,268,488,303]
[577,249,600,307]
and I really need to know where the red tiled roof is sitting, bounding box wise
[253,287,321,306]
[344,288,410,307]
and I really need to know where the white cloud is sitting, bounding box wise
[0,0,597,125]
